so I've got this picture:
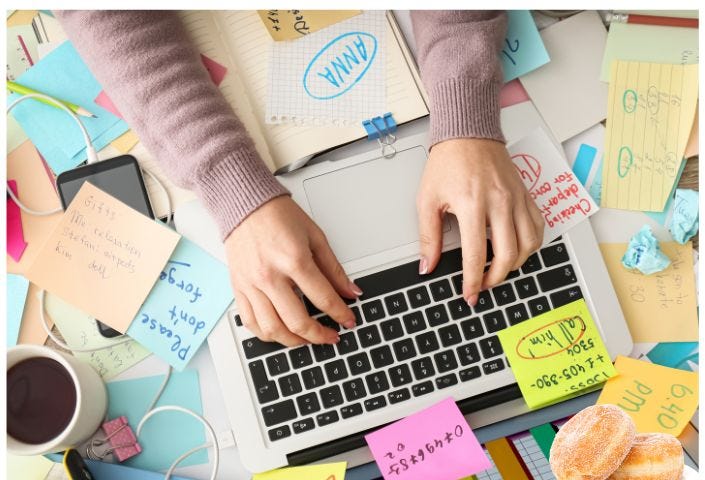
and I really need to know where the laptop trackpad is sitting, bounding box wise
[303,146,434,264]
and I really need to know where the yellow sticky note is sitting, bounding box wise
[257,10,361,41]
[597,355,698,436]
[599,242,698,342]
[601,61,698,211]
[25,182,180,333]
[7,453,54,480]
[253,461,347,480]
[497,299,617,409]
[111,130,140,153]
[7,10,38,27]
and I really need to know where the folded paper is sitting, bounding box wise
[621,225,671,275]
[669,189,698,244]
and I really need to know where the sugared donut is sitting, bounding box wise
[608,433,684,480]
[550,404,636,480]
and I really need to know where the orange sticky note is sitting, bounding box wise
[597,355,698,436]
[25,182,180,333]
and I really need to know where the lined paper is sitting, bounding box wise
[601,61,698,211]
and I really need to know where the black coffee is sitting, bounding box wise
[7,357,77,445]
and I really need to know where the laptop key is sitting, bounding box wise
[438,323,462,347]
[521,253,542,274]
[301,366,324,390]
[429,278,453,302]
[483,358,505,374]
[506,303,529,325]
[343,378,367,402]
[312,344,336,362]
[459,366,482,382]
[492,284,516,306]
[451,274,464,296]
[384,293,409,315]
[361,299,385,322]
[528,296,551,316]
[370,345,395,369]
[407,285,431,309]
[324,359,348,383]
[403,311,426,334]
[456,342,481,366]
[541,243,569,267]
[411,356,436,380]
[435,373,458,389]
[316,410,340,427]
[506,269,520,280]
[483,311,507,333]
[365,371,390,394]
[434,349,459,373]
[550,285,584,308]
[412,381,435,397]
[242,337,285,360]
[249,360,279,404]
[341,403,363,419]
[289,346,313,369]
[415,331,440,354]
[388,364,413,387]
[473,291,494,313]
[268,425,291,442]
[461,317,484,340]
[336,332,359,355]
[350,306,363,327]
[347,352,372,376]
[515,277,539,299]
[303,296,321,316]
[358,325,382,348]
[292,418,315,434]
[388,388,411,404]
[381,318,404,341]
[447,297,472,320]
[266,353,290,376]
[320,385,344,409]
[296,392,321,415]
[425,304,450,327]
[278,373,302,397]
[392,338,417,361]
[317,315,340,332]
[262,399,297,427]
[479,336,503,359]
[365,395,387,412]
[537,265,577,292]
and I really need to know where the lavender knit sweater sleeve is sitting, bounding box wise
[411,11,507,146]
[55,11,289,239]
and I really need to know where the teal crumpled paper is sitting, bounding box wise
[669,189,699,244]
[621,225,671,275]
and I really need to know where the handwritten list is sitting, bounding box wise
[25,182,180,333]
[601,61,698,211]
[498,299,617,409]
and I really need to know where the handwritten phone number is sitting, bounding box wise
[529,353,608,390]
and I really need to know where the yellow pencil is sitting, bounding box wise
[7,80,97,118]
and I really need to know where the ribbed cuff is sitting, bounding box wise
[195,148,290,239]
[428,77,505,147]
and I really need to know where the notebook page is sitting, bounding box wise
[215,11,429,171]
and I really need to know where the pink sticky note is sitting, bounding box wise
[200,54,228,86]
[500,79,530,108]
[7,180,28,262]
[365,398,490,480]
[94,90,123,119]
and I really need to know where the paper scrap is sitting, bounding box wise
[44,292,151,379]
[16,283,52,345]
[501,10,550,82]
[497,299,617,409]
[266,10,386,125]
[7,141,63,275]
[7,274,29,347]
[25,182,180,333]
[7,180,28,262]
[111,130,140,153]
[6,10,38,27]
[254,462,347,480]
[669,189,698,244]
[126,237,233,370]
[94,90,123,118]
[499,79,530,108]
[106,370,207,471]
[646,342,699,371]
[519,11,608,142]
[200,53,228,86]
[601,61,698,212]
[9,41,129,174]
[600,242,698,342]
[508,128,599,244]
[645,159,687,226]
[6,24,40,80]
[258,10,361,41]
[600,22,699,82]
[365,397,490,480]
[7,453,54,480]
[597,355,698,436]
[621,225,671,275]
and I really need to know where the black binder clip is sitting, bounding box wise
[362,112,397,158]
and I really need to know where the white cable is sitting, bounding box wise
[164,443,212,479]
[141,168,173,225]
[137,406,220,480]
[145,366,173,414]
[6,184,62,216]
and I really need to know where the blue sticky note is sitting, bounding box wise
[572,144,597,186]
[588,160,603,204]
[44,454,195,480]
[669,189,699,244]
[646,342,699,371]
[106,370,207,471]
[127,237,233,370]
[7,274,29,347]
[9,41,129,174]
[501,10,550,82]
[621,225,671,275]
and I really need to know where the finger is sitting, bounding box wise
[416,196,444,274]
[456,203,487,306]
[483,199,518,289]
[247,287,307,347]
[526,192,546,239]
[511,200,543,271]
[267,278,340,345]
[290,257,356,328]
[309,228,361,299]
[233,289,265,339]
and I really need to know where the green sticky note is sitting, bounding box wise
[529,423,556,461]
[498,299,617,409]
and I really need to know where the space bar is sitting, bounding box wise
[355,248,463,300]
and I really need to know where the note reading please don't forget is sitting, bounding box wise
[498,299,617,409]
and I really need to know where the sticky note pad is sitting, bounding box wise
[253,462,347,480]
[6,180,28,262]
[25,182,180,333]
[597,356,698,436]
[106,370,207,471]
[601,61,698,212]
[501,10,550,82]
[365,398,490,480]
[127,237,233,370]
[498,299,617,409]
[7,274,30,347]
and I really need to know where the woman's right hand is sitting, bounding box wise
[224,196,361,346]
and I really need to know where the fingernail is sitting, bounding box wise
[467,294,478,307]
[344,320,356,329]
[419,257,428,275]
[349,281,363,297]
[330,334,340,344]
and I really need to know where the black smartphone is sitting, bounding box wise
[56,155,155,338]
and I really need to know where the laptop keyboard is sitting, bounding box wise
[236,239,583,442]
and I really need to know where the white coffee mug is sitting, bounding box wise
[7,345,108,455]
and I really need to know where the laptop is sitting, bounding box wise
[174,117,633,473]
